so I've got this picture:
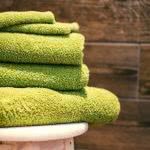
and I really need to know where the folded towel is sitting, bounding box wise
[1,22,79,35]
[0,87,120,127]
[0,11,55,28]
[0,11,79,35]
[0,33,84,65]
[0,63,89,90]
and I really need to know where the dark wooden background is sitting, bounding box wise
[0,0,150,149]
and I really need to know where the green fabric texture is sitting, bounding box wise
[0,33,84,65]
[0,63,89,90]
[0,11,120,127]
[0,11,55,28]
[0,87,120,127]
[1,22,79,35]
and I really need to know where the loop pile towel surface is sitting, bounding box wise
[0,11,120,127]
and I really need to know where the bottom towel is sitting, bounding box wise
[0,87,120,127]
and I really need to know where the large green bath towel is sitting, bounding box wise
[0,63,89,90]
[0,87,120,127]
[0,33,84,65]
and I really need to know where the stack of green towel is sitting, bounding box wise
[0,11,120,127]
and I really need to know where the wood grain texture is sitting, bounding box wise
[119,99,139,122]
[113,98,150,123]
[67,0,140,42]
[75,122,150,150]
[0,0,14,11]
[0,0,149,42]
[139,44,150,97]
[139,99,150,122]
[84,43,139,98]
[117,98,150,123]
[137,0,150,43]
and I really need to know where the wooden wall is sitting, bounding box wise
[0,0,150,149]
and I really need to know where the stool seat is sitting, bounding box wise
[0,123,88,142]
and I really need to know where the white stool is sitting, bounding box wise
[0,123,88,150]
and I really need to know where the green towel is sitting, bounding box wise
[1,22,79,35]
[0,11,55,28]
[0,11,79,35]
[0,63,89,90]
[0,87,120,127]
[0,33,84,65]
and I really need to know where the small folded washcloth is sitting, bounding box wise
[0,87,120,127]
[0,63,89,90]
[0,11,55,28]
[0,33,84,65]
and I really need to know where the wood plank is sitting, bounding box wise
[84,43,139,98]
[139,44,150,97]
[68,0,150,42]
[67,0,141,42]
[1,0,149,42]
[139,99,150,123]
[119,98,150,123]
[0,0,15,11]
[75,122,150,150]
[137,0,150,43]
[119,99,139,122]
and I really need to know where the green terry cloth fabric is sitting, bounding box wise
[0,63,89,90]
[0,11,79,35]
[1,22,79,35]
[0,33,84,65]
[0,11,55,28]
[0,87,120,127]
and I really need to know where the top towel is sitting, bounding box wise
[0,11,79,35]
[0,11,55,28]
